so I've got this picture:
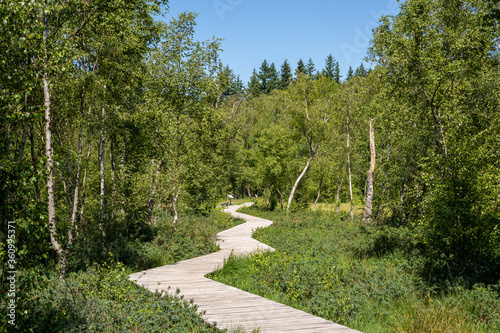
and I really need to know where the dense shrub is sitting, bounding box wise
[0,209,243,332]
[8,264,220,333]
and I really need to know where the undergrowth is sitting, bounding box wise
[1,210,244,332]
[68,210,244,273]
[209,206,500,333]
[10,263,221,333]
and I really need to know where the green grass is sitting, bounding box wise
[311,202,364,215]
[208,206,500,333]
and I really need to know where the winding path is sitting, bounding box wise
[129,203,359,332]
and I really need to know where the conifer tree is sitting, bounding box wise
[259,60,279,94]
[346,66,354,81]
[334,62,341,83]
[248,68,261,96]
[354,63,368,77]
[296,59,306,76]
[248,60,279,96]
[280,59,292,89]
[305,58,316,77]
[323,54,340,82]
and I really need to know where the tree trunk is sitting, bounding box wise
[99,104,107,237]
[363,119,376,224]
[287,152,315,212]
[275,184,284,210]
[260,188,266,210]
[79,141,91,238]
[110,138,117,220]
[146,159,162,225]
[267,185,273,209]
[68,130,83,246]
[172,192,179,223]
[119,140,127,227]
[313,176,323,212]
[44,71,66,279]
[347,114,354,222]
[432,105,448,157]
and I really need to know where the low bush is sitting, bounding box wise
[1,209,244,332]
[10,264,220,333]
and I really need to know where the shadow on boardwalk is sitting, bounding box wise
[129,203,360,333]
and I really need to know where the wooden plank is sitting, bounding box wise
[130,203,361,333]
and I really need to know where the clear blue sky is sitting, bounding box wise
[164,0,401,84]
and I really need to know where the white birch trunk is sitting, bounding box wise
[146,159,162,225]
[347,114,354,222]
[313,176,323,212]
[69,130,83,245]
[363,119,376,224]
[44,74,65,278]
[99,104,107,237]
[287,154,314,212]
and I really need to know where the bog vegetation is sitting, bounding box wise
[1,0,499,331]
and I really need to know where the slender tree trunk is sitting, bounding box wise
[79,136,91,237]
[267,185,274,209]
[146,159,162,225]
[68,130,83,245]
[171,134,182,223]
[347,114,354,222]
[432,105,448,157]
[260,188,266,210]
[313,176,323,212]
[119,140,127,225]
[400,177,407,222]
[363,119,376,224]
[56,130,73,207]
[172,157,180,223]
[172,192,179,223]
[110,138,117,220]
[275,184,284,210]
[287,151,315,212]
[99,104,107,237]
[44,69,66,279]
[335,178,343,214]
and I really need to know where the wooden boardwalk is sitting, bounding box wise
[129,203,360,333]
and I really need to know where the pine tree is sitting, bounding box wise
[323,54,341,83]
[296,59,306,76]
[334,61,341,83]
[346,66,354,81]
[248,68,261,96]
[305,58,316,77]
[220,66,245,97]
[249,60,279,96]
[258,60,279,94]
[354,63,368,77]
[280,59,292,89]
[323,54,336,79]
